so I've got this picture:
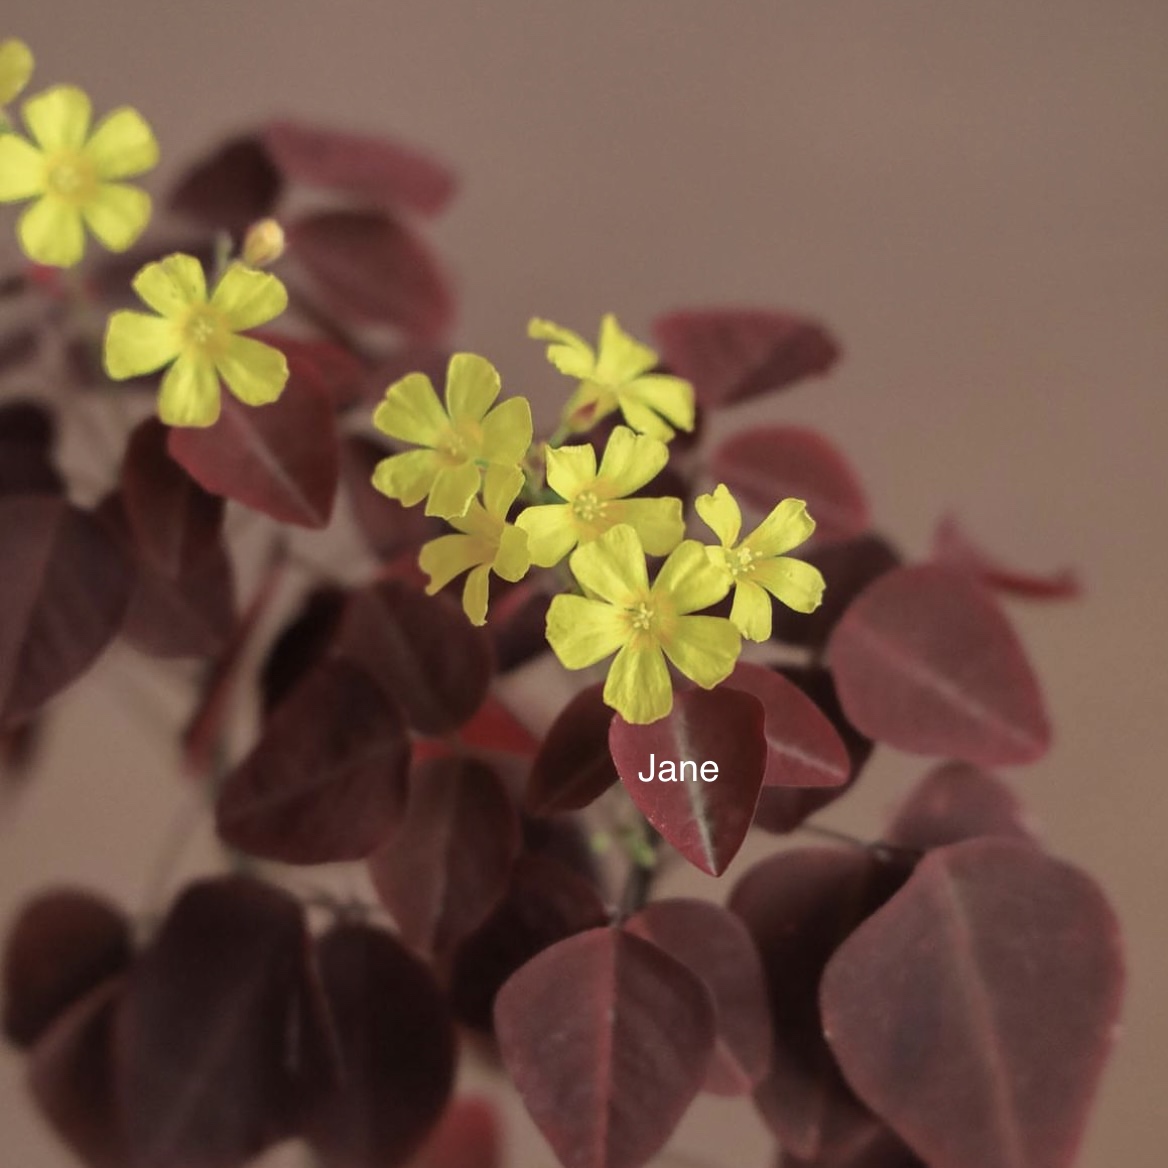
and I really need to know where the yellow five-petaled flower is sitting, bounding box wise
[104,253,290,428]
[546,524,740,724]
[0,84,157,267]
[695,483,825,641]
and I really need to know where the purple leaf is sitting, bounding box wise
[525,683,618,815]
[169,135,283,235]
[0,400,61,495]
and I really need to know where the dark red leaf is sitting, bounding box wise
[0,496,132,729]
[258,331,367,411]
[454,693,540,759]
[526,683,618,815]
[264,119,456,216]
[653,308,840,408]
[521,813,605,890]
[0,400,61,495]
[216,659,410,864]
[731,847,911,1161]
[288,209,454,338]
[496,927,715,1168]
[306,923,456,1168]
[169,135,283,235]
[724,663,850,789]
[413,1096,501,1168]
[1,717,41,783]
[827,565,1051,766]
[449,855,609,1031]
[780,1124,926,1168]
[932,514,1082,601]
[626,898,771,1095]
[610,687,767,876]
[884,760,1037,851]
[708,426,869,545]
[332,580,492,736]
[369,756,520,955]
[168,362,339,529]
[821,839,1125,1168]
[259,586,346,718]
[115,877,324,1168]
[488,580,552,673]
[2,889,132,1049]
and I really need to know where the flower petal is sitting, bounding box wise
[81,182,151,252]
[210,263,288,331]
[751,557,826,614]
[132,253,207,317]
[661,616,741,690]
[625,373,695,432]
[607,497,684,557]
[546,594,626,668]
[544,441,597,501]
[594,314,657,383]
[104,310,181,379]
[462,565,493,626]
[604,642,672,724]
[653,540,731,614]
[448,498,497,541]
[596,425,669,496]
[419,532,486,593]
[425,461,481,519]
[23,85,91,151]
[157,355,221,428]
[83,107,158,179]
[694,483,742,549]
[480,396,533,465]
[18,196,85,267]
[744,497,816,557]
[0,39,34,106]
[528,317,595,379]
[729,579,773,642]
[482,463,525,519]
[617,395,676,442]
[565,381,618,432]
[217,334,289,406]
[372,372,448,447]
[0,134,45,201]
[493,523,531,583]
[372,449,440,507]
[568,524,649,607]
[515,504,578,568]
[445,352,500,422]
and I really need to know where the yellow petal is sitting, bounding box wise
[373,372,448,447]
[481,395,533,465]
[425,461,481,519]
[445,352,500,423]
[744,498,816,557]
[132,253,207,317]
[604,643,673,724]
[607,497,684,557]
[565,381,618,432]
[528,317,596,379]
[18,196,85,266]
[546,594,626,668]
[729,579,773,642]
[0,39,34,106]
[448,497,498,541]
[751,557,826,614]
[594,314,657,383]
[544,441,597,501]
[0,133,45,200]
[568,524,648,607]
[157,354,221,428]
[217,335,288,406]
[493,523,531,582]
[596,425,669,496]
[104,310,181,379]
[482,463,525,519]
[661,615,741,690]
[617,395,675,442]
[22,85,91,151]
[372,449,440,507]
[419,532,486,593]
[694,484,742,549]
[514,503,578,568]
[83,107,158,180]
[653,540,730,614]
[211,263,288,331]
[457,565,492,626]
[625,373,695,432]
[81,182,150,252]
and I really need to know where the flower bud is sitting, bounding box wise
[241,218,285,268]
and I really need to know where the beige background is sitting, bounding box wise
[1,2,1166,1166]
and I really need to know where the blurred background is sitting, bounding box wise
[0,1,1165,1165]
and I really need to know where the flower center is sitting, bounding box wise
[572,490,607,524]
[182,306,227,358]
[44,152,96,204]
[437,419,481,466]
[727,544,758,579]
[628,599,656,633]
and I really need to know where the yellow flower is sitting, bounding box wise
[516,425,683,567]
[372,354,533,520]
[0,38,33,108]
[695,483,826,642]
[546,524,740,724]
[419,466,531,626]
[0,84,157,267]
[104,253,290,428]
[529,313,695,442]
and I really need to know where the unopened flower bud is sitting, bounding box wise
[241,218,285,268]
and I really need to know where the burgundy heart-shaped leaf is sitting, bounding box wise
[610,687,767,876]
[821,839,1125,1168]
[413,1096,501,1168]
[169,135,283,235]
[216,659,410,864]
[258,586,347,718]
[708,426,869,544]
[653,307,840,408]
[526,683,619,815]
[258,331,367,412]
[486,579,552,674]
[368,756,520,955]
[495,928,716,1168]
[0,400,62,495]
[724,663,850,789]
[826,565,1051,765]
[625,898,772,1095]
